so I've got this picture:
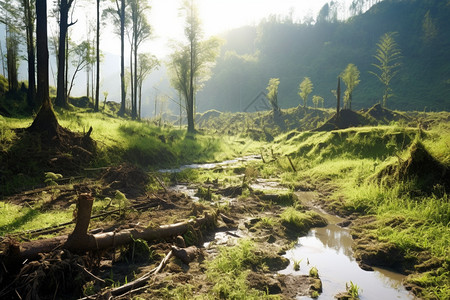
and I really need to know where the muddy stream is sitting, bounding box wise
[162,156,415,300]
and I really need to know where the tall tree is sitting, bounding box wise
[0,1,20,93]
[55,0,76,109]
[22,0,37,108]
[299,77,313,107]
[29,0,60,133]
[136,53,158,120]
[266,78,280,114]
[182,0,200,133]
[168,35,222,133]
[95,0,100,111]
[174,0,220,133]
[422,10,437,45]
[370,32,401,108]
[67,40,91,98]
[340,63,360,110]
[312,95,324,109]
[128,0,151,119]
[104,0,127,115]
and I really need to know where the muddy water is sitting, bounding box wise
[280,192,414,300]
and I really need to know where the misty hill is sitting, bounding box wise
[197,0,450,113]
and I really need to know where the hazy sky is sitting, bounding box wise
[71,0,346,58]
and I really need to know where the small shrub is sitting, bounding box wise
[309,266,319,278]
[346,281,361,299]
[293,259,302,271]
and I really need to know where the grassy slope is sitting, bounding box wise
[0,108,263,195]
[265,115,449,299]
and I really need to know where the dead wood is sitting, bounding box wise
[6,214,214,262]
[84,250,173,300]
[171,245,199,264]
[8,195,174,239]
[287,156,297,172]
[65,193,95,251]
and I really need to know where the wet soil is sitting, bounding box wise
[0,161,324,299]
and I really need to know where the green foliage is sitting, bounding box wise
[293,259,302,271]
[44,172,63,186]
[266,78,280,113]
[406,266,450,300]
[309,266,319,278]
[312,95,324,109]
[298,77,313,107]
[121,237,154,263]
[198,0,450,112]
[370,32,402,108]
[346,281,361,299]
[340,64,360,110]
[114,190,129,217]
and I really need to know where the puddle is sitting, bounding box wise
[159,155,261,173]
[169,184,200,202]
[249,178,289,192]
[280,197,414,300]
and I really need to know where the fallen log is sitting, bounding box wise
[6,214,215,263]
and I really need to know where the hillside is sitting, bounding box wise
[197,0,450,112]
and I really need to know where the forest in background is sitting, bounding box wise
[197,0,450,113]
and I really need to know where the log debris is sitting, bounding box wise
[7,214,214,262]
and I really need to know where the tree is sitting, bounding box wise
[104,0,127,116]
[312,95,324,109]
[299,77,313,107]
[128,0,151,119]
[29,0,59,134]
[136,53,159,120]
[170,0,222,133]
[266,78,280,113]
[55,0,76,109]
[422,10,437,45]
[0,1,20,93]
[370,32,401,108]
[67,41,91,99]
[21,0,37,108]
[340,63,360,109]
[95,0,101,112]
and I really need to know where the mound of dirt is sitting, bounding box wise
[364,103,410,124]
[314,109,371,131]
[1,118,96,195]
[376,142,449,193]
[101,163,149,197]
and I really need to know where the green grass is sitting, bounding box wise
[269,121,450,299]
[0,202,72,236]
[280,207,327,234]
[205,239,279,299]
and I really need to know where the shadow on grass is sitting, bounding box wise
[0,207,39,235]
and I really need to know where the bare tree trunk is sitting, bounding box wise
[130,46,135,118]
[65,35,69,100]
[23,0,36,108]
[94,0,100,112]
[336,77,341,120]
[29,0,60,134]
[118,0,126,116]
[188,36,195,133]
[55,0,71,108]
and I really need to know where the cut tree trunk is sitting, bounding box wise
[6,213,215,263]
